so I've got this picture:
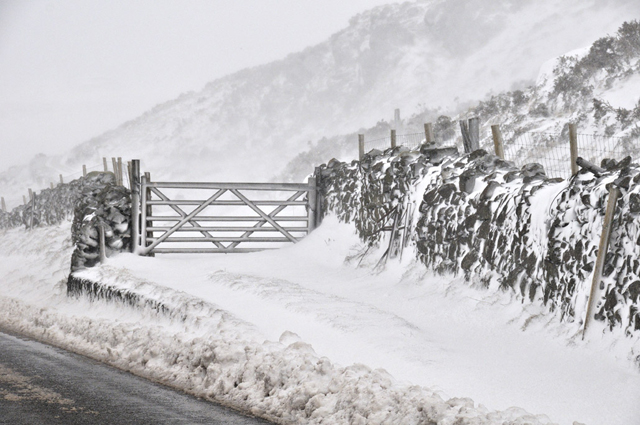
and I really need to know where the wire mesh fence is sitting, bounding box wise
[362,125,640,180]
[503,132,640,179]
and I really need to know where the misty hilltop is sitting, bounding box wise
[1,0,639,206]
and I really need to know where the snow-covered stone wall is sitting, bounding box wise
[69,173,131,271]
[317,145,640,337]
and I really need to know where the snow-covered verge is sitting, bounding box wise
[318,144,640,349]
[0,223,575,425]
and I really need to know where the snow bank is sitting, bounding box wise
[0,222,564,425]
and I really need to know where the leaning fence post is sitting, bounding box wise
[424,123,434,144]
[583,184,620,339]
[491,124,505,159]
[98,223,106,263]
[569,123,579,176]
[390,129,397,149]
[1,197,5,212]
[130,160,141,254]
[358,134,365,160]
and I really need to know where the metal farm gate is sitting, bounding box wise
[130,160,319,255]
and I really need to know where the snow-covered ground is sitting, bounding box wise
[1,218,639,424]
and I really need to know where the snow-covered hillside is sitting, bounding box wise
[1,0,638,208]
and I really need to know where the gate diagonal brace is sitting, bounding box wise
[228,190,305,249]
[143,189,227,254]
[229,189,298,243]
[149,187,225,249]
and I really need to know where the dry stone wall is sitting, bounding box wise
[317,145,640,337]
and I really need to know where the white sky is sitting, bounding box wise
[0,0,391,171]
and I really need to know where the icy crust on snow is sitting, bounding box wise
[0,223,557,425]
[318,145,640,348]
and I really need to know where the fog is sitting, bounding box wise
[0,0,390,172]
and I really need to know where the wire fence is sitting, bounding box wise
[362,126,640,180]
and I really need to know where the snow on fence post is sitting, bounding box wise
[569,123,579,176]
[390,129,397,149]
[103,157,108,172]
[82,165,87,177]
[424,123,434,145]
[1,197,5,212]
[358,134,365,160]
[130,159,141,254]
[491,124,505,160]
[583,184,620,339]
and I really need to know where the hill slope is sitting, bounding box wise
[1,0,638,207]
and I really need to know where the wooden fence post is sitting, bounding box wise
[59,174,63,185]
[127,161,132,189]
[130,160,141,254]
[307,176,317,232]
[491,124,505,160]
[117,157,123,186]
[358,134,365,160]
[1,197,5,212]
[50,182,54,189]
[111,158,118,184]
[98,223,106,263]
[460,118,480,153]
[29,192,35,230]
[82,165,87,177]
[569,123,579,176]
[103,157,108,172]
[314,167,323,228]
[424,123,434,144]
[28,188,33,200]
[23,195,26,205]
[144,171,153,256]
[390,129,397,149]
[583,185,620,339]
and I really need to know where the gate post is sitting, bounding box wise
[307,176,317,232]
[130,159,141,254]
[140,174,148,255]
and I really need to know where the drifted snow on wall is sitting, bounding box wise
[317,145,640,339]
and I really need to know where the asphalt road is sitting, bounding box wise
[0,330,271,424]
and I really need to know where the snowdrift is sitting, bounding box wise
[319,144,640,344]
